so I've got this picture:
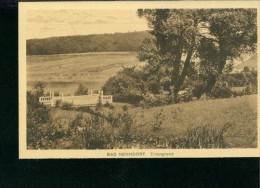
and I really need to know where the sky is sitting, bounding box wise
[26,9,149,39]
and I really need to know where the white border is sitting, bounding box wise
[19,1,260,159]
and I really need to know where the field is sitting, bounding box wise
[27,52,143,94]
[26,52,258,149]
[50,95,258,148]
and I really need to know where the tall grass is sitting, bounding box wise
[170,123,232,148]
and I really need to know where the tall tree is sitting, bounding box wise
[200,9,257,94]
[137,9,257,101]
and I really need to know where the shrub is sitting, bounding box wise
[170,123,232,148]
[122,105,129,111]
[140,94,170,108]
[95,103,103,111]
[74,83,88,96]
[243,86,257,95]
[103,102,115,110]
[55,99,62,107]
[232,90,244,97]
[192,80,207,99]
[109,104,115,110]
[27,87,53,149]
[61,102,73,110]
[209,85,233,98]
[119,112,134,143]
[102,67,146,105]
[77,106,94,114]
[151,109,164,131]
[68,113,112,149]
[103,102,110,107]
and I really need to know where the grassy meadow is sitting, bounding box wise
[49,95,257,148]
[26,52,258,149]
[27,52,143,94]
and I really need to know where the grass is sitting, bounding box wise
[27,52,143,94]
[49,94,258,148]
[26,52,257,149]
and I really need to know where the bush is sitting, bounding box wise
[122,105,128,111]
[140,94,170,108]
[61,102,73,110]
[170,123,232,148]
[67,113,109,149]
[209,85,233,98]
[109,104,115,110]
[74,84,88,96]
[102,67,146,105]
[27,90,53,149]
[76,106,94,113]
[55,99,62,107]
[243,86,257,95]
[151,109,164,131]
[95,103,103,111]
[103,102,114,110]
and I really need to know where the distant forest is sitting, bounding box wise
[26,31,150,55]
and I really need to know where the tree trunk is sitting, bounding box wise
[172,38,195,103]
[171,41,183,82]
[173,89,179,103]
[175,45,194,92]
[205,57,226,93]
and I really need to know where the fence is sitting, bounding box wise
[39,89,112,107]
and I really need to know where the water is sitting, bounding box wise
[27,81,104,95]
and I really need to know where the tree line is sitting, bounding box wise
[27,31,150,55]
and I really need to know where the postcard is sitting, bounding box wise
[19,1,260,158]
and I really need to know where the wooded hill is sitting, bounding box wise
[26,31,150,55]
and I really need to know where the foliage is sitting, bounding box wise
[95,103,103,111]
[137,9,257,101]
[103,102,113,108]
[55,99,62,107]
[170,123,232,148]
[140,94,170,108]
[209,84,233,98]
[27,83,52,149]
[67,109,136,149]
[122,105,129,111]
[192,80,207,99]
[151,109,164,131]
[242,86,257,95]
[61,102,73,110]
[76,106,95,113]
[102,67,146,105]
[27,31,150,55]
[68,113,108,149]
[74,83,88,96]
[27,92,256,149]
[34,81,45,97]
[226,67,257,87]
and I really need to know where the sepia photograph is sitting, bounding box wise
[19,2,260,158]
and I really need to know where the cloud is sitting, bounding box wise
[27,15,48,22]
[26,9,149,39]
[105,16,117,20]
[68,20,81,25]
[82,21,93,24]
[95,19,110,24]
[40,27,55,30]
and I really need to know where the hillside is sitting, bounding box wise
[27,52,143,94]
[27,31,150,55]
[50,94,257,148]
